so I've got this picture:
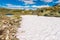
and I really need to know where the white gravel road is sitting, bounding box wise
[16,15,60,40]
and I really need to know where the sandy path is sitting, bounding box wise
[16,15,60,40]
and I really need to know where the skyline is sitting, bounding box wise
[0,0,60,9]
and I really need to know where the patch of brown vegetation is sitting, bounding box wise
[0,15,21,40]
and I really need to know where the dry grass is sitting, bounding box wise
[0,15,22,40]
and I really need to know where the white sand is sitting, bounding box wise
[16,15,60,40]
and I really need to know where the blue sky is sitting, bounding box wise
[0,0,60,9]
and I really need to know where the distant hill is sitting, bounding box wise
[0,4,60,17]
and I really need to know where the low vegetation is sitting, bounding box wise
[0,4,60,17]
[0,15,22,40]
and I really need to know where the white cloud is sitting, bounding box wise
[3,4,50,10]
[4,4,33,10]
[19,0,35,4]
[32,5,50,8]
[55,0,60,3]
[3,4,18,9]
[6,4,22,8]
[41,0,53,2]
[5,4,24,9]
